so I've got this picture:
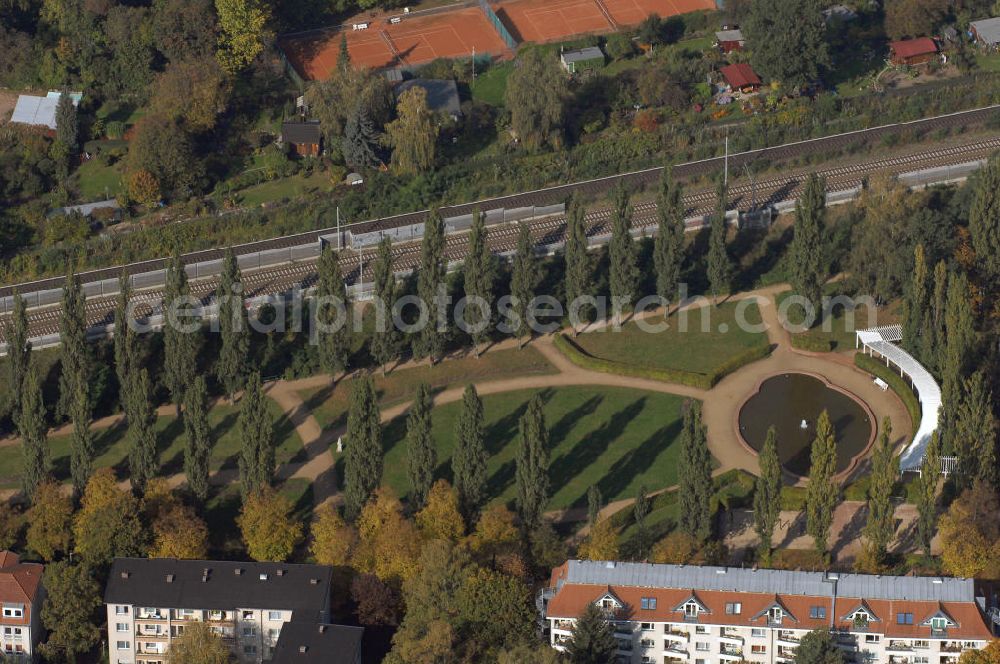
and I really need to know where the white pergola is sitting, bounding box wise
[856,325,941,472]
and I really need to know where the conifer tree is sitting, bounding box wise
[238,372,274,499]
[3,292,29,425]
[60,272,93,496]
[414,210,446,363]
[969,153,1000,288]
[915,432,940,556]
[371,237,399,375]
[344,375,382,520]
[953,371,997,490]
[463,211,495,356]
[126,368,157,495]
[654,167,684,306]
[316,244,351,377]
[806,410,839,559]
[753,426,781,559]
[587,485,602,527]
[633,484,651,559]
[608,183,638,323]
[564,197,591,334]
[163,252,199,417]
[902,244,929,362]
[406,383,436,509]
[510,223,539,348]
[338,34,351,71]
[113,273,137,402]
[20,361,50,501]
[515,394,549,531]
[707,178,733,302]
[929,260,948,372]
[453,384,487,520]
[183,375,212,504]
[342,105,380,171]
[789,173,827,313]
[216,247,249,401]
[862,419,898,567]
[940,272,975,450]
[565,603,617,664]
[677,400,712,542]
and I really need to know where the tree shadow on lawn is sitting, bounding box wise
[594,421,681,509]
[213,411,240,472]
[548,398,648,504]
[157,416,187,476]
[548,394,604,449]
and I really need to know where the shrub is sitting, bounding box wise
[604,32,637,60]
[105,121,126,140]
[790,334,834,353]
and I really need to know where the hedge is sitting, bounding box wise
[779,486,808,511]
[853,353,921,434]
[790,334,834,353]
[552,333,772,390]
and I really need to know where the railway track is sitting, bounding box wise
[2,104,999,301]
[4,131,999,342]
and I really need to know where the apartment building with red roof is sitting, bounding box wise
[542,560,996,664]
[0,552,45,661]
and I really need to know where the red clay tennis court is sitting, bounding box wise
[602,0,716,27]
[281,7,508,79]
[494,0,611,43]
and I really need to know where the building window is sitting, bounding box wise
[696,660,707,664]
[2,607,23,619]
[640,623,652,630]
[913,641,930,649]
[695,626,709,634]
[116,642,130,651]
[640,597,657,610]
[695,642,710,652]
[116,606,130,615]
[242,611,254,620]
[116,623,129,633]
[897,612,914,625]
[267,611,282,621]
[810,606,827,619]
[267,629,279,642]
[769,607,783,624]
[243,627,256,637]
[751,645,767,655]
[725,602,742,615]
[865,635,880,644]
[243,646,257,655]
[751,628,766,638]
[3,627,22,637]
[684,602,700,618]
[914,658,929,664]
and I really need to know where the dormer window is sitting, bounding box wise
[769,608,783,625]
[600,598,616,610]
[684,602,700,618]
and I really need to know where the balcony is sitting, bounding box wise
[663,629,688,643]
[887,642,914,652]
[135,630,168,640]
[719,630,744,644]
[206,612,230,623]
[720,645,744,660]
[136,613,166,621]
[777,631,800,646]
[612,624,634,637]
[136,645,167,656]
[664,642,687,655]
[552,620,574,633]
[941,643,963,653]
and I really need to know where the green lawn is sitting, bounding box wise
[74,159,123,201]
[471,62,513,106]
[366,385,693,511]
[775,288,897,352]
[0,400,303,490]
[299,345,556,431]
[230,171,336,207]
[571,301,768,375]
[976,53,1000,72]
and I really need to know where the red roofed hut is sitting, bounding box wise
[721,63,762,93]
[889,38,938,65]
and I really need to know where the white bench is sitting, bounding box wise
[874,377,889,391]
[390,16,402,24]
[352,22,369,30]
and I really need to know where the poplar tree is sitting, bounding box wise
[564,198,591,334]
[216,247,249,401]
[929,261,948,372]
[587,485,602,527]
[510,223,539,348]
[677,400,712,542]
[609,183,638,323]
[238,372,274,499]
[163,252,199,417]
[707,178,733,302]
[3,292,29,425]
[371,237,399,375]
[789,173,826,313]
[338,34,351,71]
[344,375,382,520]
[453,384,487,520]
[20,361,50,501]
[406,383,436,509]
[753,427,781,559]
[862,419,898,567]
[60,272,93,496]
[969,153,1000,288]
[940,272,975,450]
[463,211,495,356]
[113,273,137,399]
[316,244,351,377]
[953,371,997,490]
[414,210,446,364]
[654,167,684,305]
[915,432,940,556]
[806,410,838,559]
[515,393,549,531]
[126,368,157,495]
[183,375,212,504]
[903,244,930,364]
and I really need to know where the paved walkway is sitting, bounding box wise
[0,283,912,539]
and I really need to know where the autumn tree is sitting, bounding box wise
[352,574,403,627]
[884,0,949,40]
[753,427,781,559]
[39,561,102,662]
[238,372,274,499]
[654,167,684,305]
[344,375,383,520]
[861,420,898,569]
[215,247,249,401]
[150,57,230,132]
[608,183,638,323]
[183,375,212,504]
[19,361,51,501]
[468,504,521,564]
[385,85,438,174]
[515,393,549,531]
[510,222,540,348]
[958,640,1000,664]
[239,486,303,562]
[677,400,712,542]
[310,504,357,567]
[72,469,145,565]
[578,516,619,561]
[215,0,271,73]
[167,621,232,664]
[149,502,209,559]
[126,115,202,198]
[26,480,72,561]
[128,169,161,206]
[415,480,465,542]
[453,385,488,520]
[789,173,827,312]
[406,382,436,509]
[505,49,567,151]
[353,488,422,583]
[806,410,839,559]
[939,483,1000,579]
[565,603,617,664]
[315,244,351,378]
